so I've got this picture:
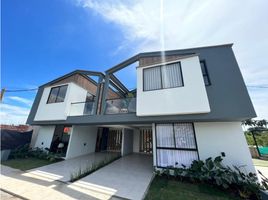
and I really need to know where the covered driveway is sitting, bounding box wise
[74,154,154,200]
[26,152,118,182]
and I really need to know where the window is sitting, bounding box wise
[200,61,211,86]
[156,123,198,168]
[47,85,68,103]
[143,62,183,91]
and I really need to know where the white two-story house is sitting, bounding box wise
[27,44,256,173]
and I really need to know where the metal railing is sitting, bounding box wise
[105,97,136,114]
[69,101,95,116]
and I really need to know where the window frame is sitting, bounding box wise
[155,123,199,168]
[47,84,68,104]
[143,61,184,92]
[200,60,211,86]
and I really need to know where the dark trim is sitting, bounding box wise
[192,123,200,160]
[154,122,199,168]
[156,147,198,151]
[143,61,184,92]
[200,60,211,86]
[110,74,129,94]
[40,70,104,88]
[46,84,68,104]
[105,55,139,74]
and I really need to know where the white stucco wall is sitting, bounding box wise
[122,128,134,156]
[34,126,55,150]
[136,56,210,116]
[34,82,88,121]
[194,122,255,173]
[65,125,98,159]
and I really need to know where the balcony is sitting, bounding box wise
[69,101,95,116]
[105,97,136,114]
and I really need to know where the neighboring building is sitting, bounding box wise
[27,44,256,172]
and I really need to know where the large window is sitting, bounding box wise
[156,123,198,168]
[200,60,211,86]
[47,85,68,103]
[143,62,183,91]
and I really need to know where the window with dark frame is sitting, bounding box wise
[155,123,199,168]
[47,85,68,103]
[200,60,211,86]
[143,62,183,91]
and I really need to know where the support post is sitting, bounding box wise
[100,74,110,115]
[252,130,261,157]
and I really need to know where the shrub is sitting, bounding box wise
[9,144,62,162]
[155,156,268,199]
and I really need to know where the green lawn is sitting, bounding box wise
[145,176,239,200]
[2,157,56,171]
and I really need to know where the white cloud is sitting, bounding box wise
[7,96,33,107]
[77,0,268,119]
[0,103,31,125]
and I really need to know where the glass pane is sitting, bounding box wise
[157,149,198,168]
[47,87,59,103]
[156,124,175,148]
[174,123,196,149]
[143,66,162,91]
[56,85,68,102]
[161,62,183,88]
[83,101,94,115]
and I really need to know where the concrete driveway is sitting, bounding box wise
[1,153,153,200]
[75,154,154,200]
[26,152,118,182]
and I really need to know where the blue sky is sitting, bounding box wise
[1,0,268,124]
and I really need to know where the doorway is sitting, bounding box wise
[50,125,71,156]
[139,128,153,154]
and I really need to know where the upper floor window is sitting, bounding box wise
[200,60,211,86]
[47,85,68,103]
[143,62,183,91]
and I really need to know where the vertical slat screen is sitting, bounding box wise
[139,128,153,154]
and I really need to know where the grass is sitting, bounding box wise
[145,176,239,200]
[2,157,56,171]
[252,158,268,167]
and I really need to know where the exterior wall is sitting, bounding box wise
[121,128,133,156]
[52,73,98,95]
[29,126,40,148]
[65,125,98,159]
[136,56,210,116]
[133,129,140,153]
[194,122,255,173]
[34,82,88,121]
[34,126,55,149]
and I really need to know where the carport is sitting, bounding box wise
[75,153,154,200]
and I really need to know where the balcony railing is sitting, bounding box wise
[69,101,95,116]
[105,97,136,114]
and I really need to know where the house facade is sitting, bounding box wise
[27,44,256,173]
